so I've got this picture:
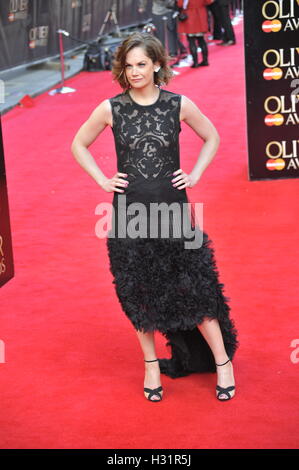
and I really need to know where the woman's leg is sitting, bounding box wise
[218,5,236,43]
[208,3,223,40]
[197,318,235,399]
[196,36,209,65]
[187,35,198,67]
[136,330,163,401]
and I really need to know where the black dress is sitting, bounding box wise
[106,87,238,378]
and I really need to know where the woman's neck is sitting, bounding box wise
[128,83,159,105]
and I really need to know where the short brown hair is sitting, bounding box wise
[111,32,174,90]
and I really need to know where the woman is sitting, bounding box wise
[71,32,238,403]
[177,0,214,67]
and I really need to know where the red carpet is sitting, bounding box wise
[1,19,299,449]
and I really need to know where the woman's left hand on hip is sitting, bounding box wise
[171,168,196,189]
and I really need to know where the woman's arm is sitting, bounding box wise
[71,100,128,193]
[179,94,220,185]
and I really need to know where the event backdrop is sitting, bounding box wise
[0,0,151,71]
[0,115,14,287]
[244,0,299,180]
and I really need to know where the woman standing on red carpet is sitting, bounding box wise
[71,32,238,403]
[177,0,214,67]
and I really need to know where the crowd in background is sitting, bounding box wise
[138,0,242,68]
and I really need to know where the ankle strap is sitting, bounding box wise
[216,358,230,367]
[144,358,158,363]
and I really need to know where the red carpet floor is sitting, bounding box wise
[1,19,299,449]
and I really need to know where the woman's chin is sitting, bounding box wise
[130,80,144,87]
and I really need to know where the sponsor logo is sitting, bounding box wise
[262,0,299,32]
[265,139,299,170]
[8,0,28,22]
[71,0,82,7]
[82,14,91,33]
[29,26,49,49]
[264,94,299,125]
[263,47,299,80]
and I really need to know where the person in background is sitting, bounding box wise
[138,0,179,57]
[207,0,223,40]
[173,1,189,61]
[177,0,214,68]
[216,0,236,45]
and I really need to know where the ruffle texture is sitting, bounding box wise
[106,230,238,378]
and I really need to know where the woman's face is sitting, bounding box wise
[124,46,159,89]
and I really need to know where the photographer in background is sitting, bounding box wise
[138,0,179,57]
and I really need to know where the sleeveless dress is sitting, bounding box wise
[106,87,238,378]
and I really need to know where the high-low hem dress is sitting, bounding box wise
[106,88,238,378]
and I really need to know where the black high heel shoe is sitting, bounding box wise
[215,358,235,401]
[144,359,163,402]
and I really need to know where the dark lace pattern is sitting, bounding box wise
[109,88,181,182]
[109,88,192,239]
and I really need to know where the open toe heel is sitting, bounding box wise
[144,359,163,402]
[215,358,235,401]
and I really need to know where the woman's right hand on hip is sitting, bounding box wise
[101,172,129,193]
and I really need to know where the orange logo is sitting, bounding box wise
[262,20,282,33]
[264,114,284,126]
[263,68,283,80]
[266,158,286,171]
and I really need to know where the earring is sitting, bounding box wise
[154,66,161,73]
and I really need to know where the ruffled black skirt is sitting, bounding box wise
[106,229,238,378]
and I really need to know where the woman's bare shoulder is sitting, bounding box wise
[90,99,113,127]
[180,94,202,121]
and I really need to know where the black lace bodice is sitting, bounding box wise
[109,88,192,239]
[110,88,183,186]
